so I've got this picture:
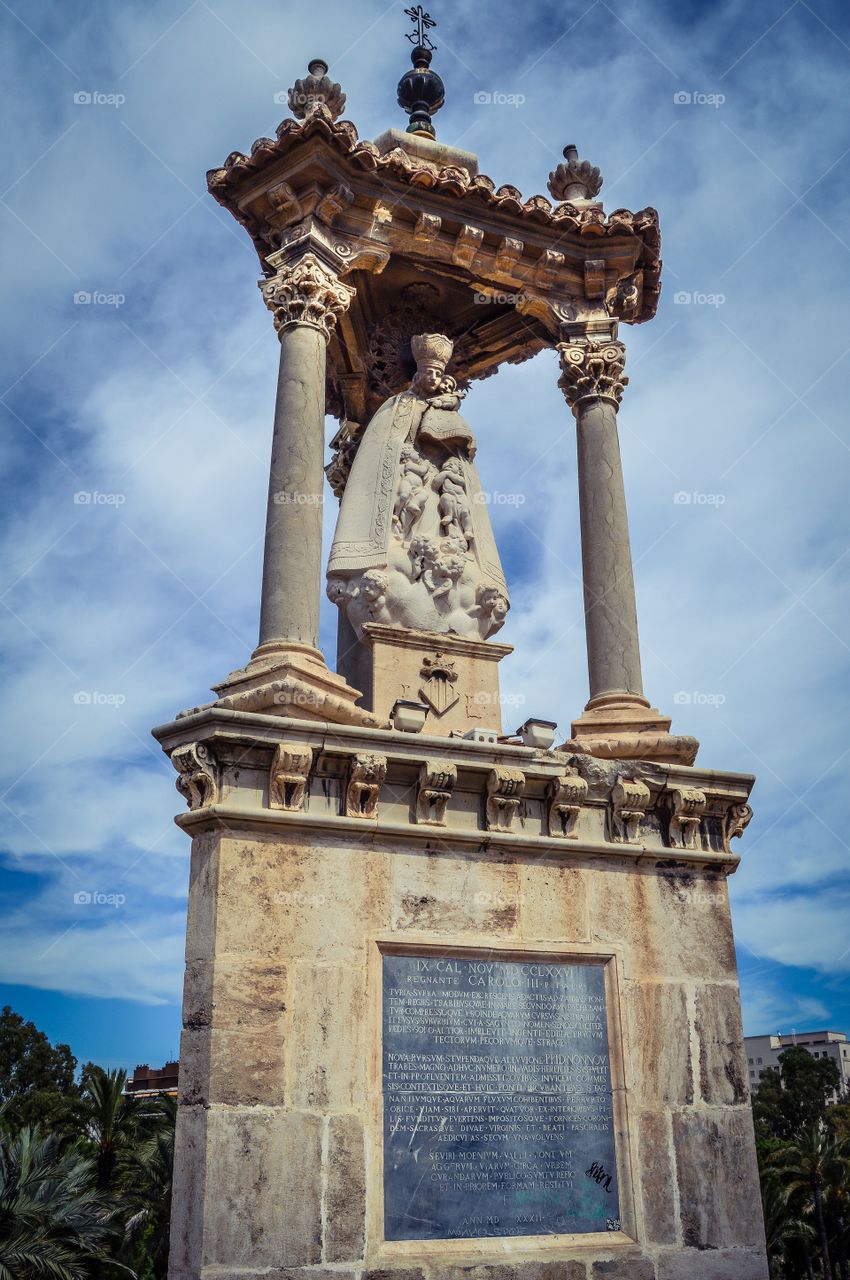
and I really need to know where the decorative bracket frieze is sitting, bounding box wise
[345,751,388,819]
[611,776,651,844]
[485,766,525,833]
[453,224,483,268]
[416,760,457,826]
[547,770,589,839]
[269,743,313,812]
[172,742,219,811]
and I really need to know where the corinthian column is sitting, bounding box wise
[557,327,697,764]
[255,252,354,659]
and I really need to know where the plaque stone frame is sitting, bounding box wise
[368,937,637,1266]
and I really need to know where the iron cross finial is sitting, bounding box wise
[404,4,437,51]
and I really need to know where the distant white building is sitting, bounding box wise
[745,1030,850,1098]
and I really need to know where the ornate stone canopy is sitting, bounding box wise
[207,111,661,425]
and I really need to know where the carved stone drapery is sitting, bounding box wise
[557,336,628,411]
[269,743,313,811]
[668,786,707,850]
[172,742,218,810]
[260,252,355,342]
[485,766,525,833]
[345,751,387,819]
[547,770,589,839]
[611,776,650,843]
[416,760,457,826]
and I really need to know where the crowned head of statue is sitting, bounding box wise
[411,332,455,398]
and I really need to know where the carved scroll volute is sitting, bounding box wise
[723,802,753,851]
[345,752,388,819]
[610,776,650,844]
[269,743,313,812]
[667,787,707,851]
[485,766,525,833]
[416,760,457,826]
[172,742,219,811]
[547,770,589,839]
[259,252,355,342]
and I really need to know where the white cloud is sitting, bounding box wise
[1,0,848,1030]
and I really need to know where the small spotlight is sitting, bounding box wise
[392,699,429,733]
[516,718,558,750]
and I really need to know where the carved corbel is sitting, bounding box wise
[583,258,606,298]
[547,770,589,839]
[667,787,707,850]
[452,224,483,268]
[266,181,303,224]
[414,211,441,244]
[723,802,753,851]
[269,743,313,812]
[611,776,650,844]
[172,742,218,811]
[495,236,523,274]
[345,751,387,819]
[485,766,525,833]
[533,248,565,289]
[416,760,457,826]
[316,182,354,226]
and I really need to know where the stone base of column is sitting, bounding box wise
[564,691,699,765]
[209,643,387,728]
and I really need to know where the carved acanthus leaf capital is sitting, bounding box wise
[260,252,355,341]
[172,742,218,811]
[557,336,628,412]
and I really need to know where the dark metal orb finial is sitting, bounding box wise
[398,8,444,139]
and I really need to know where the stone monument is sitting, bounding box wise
[154,14,769,1280]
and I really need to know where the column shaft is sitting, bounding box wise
[575,396,644,702]
[258,324,326,650]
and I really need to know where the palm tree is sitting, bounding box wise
[0,1125,125,1280]
[761,1173,817,1279]
[123,1096,176,1280]
[77,1068,141,1193]
[769,1128,850,1280]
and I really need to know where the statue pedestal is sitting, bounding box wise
[155,707,767,1280]
[357,622,513,735]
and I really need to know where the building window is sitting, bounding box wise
[757,1057,763,1064]
[748,1057,753,1065]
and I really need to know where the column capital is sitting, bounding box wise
[556,334,628,412]
[259,251,355,343]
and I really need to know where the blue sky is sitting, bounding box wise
[1,0,849,1072]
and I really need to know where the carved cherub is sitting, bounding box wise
[476,584,509,630]
[392,444,432,540]
[346,569,393,635]
[435,457,473,544]
[423,538,467,601]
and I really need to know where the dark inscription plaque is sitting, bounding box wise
[382,954,619,1241]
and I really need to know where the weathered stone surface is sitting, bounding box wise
[201,1270,357,1280]
[587,868,736,980]
[519,862,589,941]
[450,1266,586,1280]
[182,959,213,1028]
[362,1270,425,1280]
[673,1110,766,1250]
[168,1105,206,1277]
[638,1110,677,1244]
[392,847,520,934]
[591,1257,656,1279]
[204,1109,322,1267]
[184,832,220,963]
[655,1249,769,1280]
[211,959,288,1028]
[696,982,748,1105]
[177,1025,285,1107]
[325,1115,365,1263]
[215,835,390,961]
[287,962,366,1109]
[625,982,692,1106]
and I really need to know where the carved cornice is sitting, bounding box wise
[259,251,355,341]
[206,112,661,324]
[557,336,629,411]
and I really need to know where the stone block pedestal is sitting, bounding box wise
[155,707,768,1280]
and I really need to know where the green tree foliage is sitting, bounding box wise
[0,1012,175,1280]
[755,1046,841,1142]
[755,1044,850,1279]
[0,1008,79,1132]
